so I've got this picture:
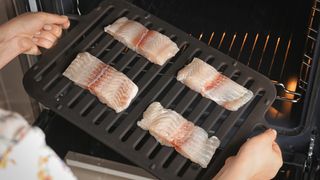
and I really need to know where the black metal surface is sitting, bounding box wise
[23,0,276,179]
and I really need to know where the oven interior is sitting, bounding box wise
[15,0,320,179]
[34,0,318,131]
[125,0,314,133]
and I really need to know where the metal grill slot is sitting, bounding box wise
[93,110,110,125]
[87,105,107,123]
[125,59,150,79]
[148,143,162,159]
[120,122,138,142]
[68,90,87,108]
[182,164,203,180]
[108,114,127,133]
[89,36,116,56]
[182,95,203,118]
[177,161,192,177]
[74,94,95,115]
[134,132,150,151]
[51,79,73,99]
[134,131,157,154]
[42,74,61,91]
[115,52,139,70]
[195,103,217,127]
[171,155,189,175]
[81,99,98,117]
[156,79,181,103]
[163,151,178,168]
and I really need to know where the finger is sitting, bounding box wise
[272,143,283,168]
[32,37,55,49]
[38,12,70,29]
[24,44,41,55]
[43,24,62,38]
[225,156,235,165]
[272,142,282,156]
[34,31,58,44]
[254,128,277,143]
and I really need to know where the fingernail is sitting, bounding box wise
[36,49,42,55]
[43,25,52,31]
[35,31,41,35]
[32,37,38,42]
[269,128,277,136]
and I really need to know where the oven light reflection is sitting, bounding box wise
[282,76,298,114]
[268,76,298,120]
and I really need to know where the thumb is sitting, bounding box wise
[255,128,277,143]
[39,12,70,29]
[8,36,40,55]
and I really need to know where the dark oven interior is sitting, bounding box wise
[13,0,320,179]
[119,0,314,133]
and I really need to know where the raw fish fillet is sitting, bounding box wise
[137,30,180,66]
[104,17,148,51]
[104,17,179,65]
[177,58,253,111]
[137,102,220,168]
[63,52,138,113]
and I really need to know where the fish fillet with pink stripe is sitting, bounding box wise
[63,52,138,113]
[137,102,220,168]
[104,17,179,66]
[177,58,253,111]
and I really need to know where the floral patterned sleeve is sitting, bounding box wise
[0,109,77,180]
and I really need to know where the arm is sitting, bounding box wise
[0,13,74,178]
[0,12,70,69]
[0,108,76,179]
[213,129,283,180]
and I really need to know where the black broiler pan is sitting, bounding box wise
[23,0,276,179]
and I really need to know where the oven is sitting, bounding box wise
[1,0,320,179]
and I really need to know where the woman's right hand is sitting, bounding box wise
[213,129,283,180]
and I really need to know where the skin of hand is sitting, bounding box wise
[0,12,70,69]
[213,129,283,180]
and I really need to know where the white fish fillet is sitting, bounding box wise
[104,17,148,51]
[177,58,253,111]
[63,52,138,113]
[137,102,220,168]
[104,17,179,66]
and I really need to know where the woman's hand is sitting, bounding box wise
[213,129,283,180]
[0,12,70,69]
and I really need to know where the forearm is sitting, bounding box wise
[0,37,20,69]
[0,24,28,69]
[213,157,253,180]
[0,108,77,180]
[0,17,20,42]
[213,166,248,180]
[0,21,12,43]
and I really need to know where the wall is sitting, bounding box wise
[0,0,40,124]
